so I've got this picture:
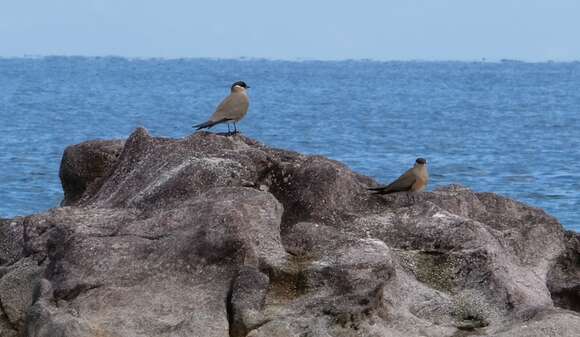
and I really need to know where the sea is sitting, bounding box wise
[0,57,578,231]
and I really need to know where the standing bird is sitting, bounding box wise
[193,81,250,134]
[369,158,429,194]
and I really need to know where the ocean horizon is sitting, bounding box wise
[3,54,580,64]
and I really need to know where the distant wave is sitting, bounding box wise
[1,55,580,64]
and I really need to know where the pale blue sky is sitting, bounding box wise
[0,0,579,61]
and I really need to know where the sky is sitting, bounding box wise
[0,0,579,61]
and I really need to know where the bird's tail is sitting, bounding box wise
[193,118,231,130]
[367,187,388,194]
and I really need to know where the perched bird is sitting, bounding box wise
[193,81,250,134]
[369,158,429,194]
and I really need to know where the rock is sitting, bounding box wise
[268,156,379,230]
[0,316,18,337]
[0,128,577,337]
[0,257,43,330]
[59,139,125,205]
[548,230,580,312]
[229,267,270,337]
[0,218,24,266]
[493,310,580,337]
[20,187,286,337]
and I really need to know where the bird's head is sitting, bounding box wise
[231,81,250,92]
[415,158,427,166]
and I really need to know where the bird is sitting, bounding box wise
[368,158,429,194]
[193,81,250,134]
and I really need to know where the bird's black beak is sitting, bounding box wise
[246,86,251,89]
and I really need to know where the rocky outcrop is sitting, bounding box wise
[548,230,580,312]
[1,128,579,337]
[59,139,125,205]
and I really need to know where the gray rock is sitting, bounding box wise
[0,218,24,266]
[0,128,577,337]
[0,315,18,337]
[548,230,580,312]
[229,267,270,337]
[21,187,285,337]
[0,257,43,330]
[492,310,580,337]
[59,139,125,205]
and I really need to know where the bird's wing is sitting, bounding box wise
[370,169,416,194]
[211,93,249,122]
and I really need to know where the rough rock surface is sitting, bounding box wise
[59,139,125,205]
[548,230,580,312]
[1,128,579,337]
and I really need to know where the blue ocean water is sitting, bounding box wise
[0,57,579,231]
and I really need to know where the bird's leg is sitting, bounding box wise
[227,123,231,135]
[233,122,238,134]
